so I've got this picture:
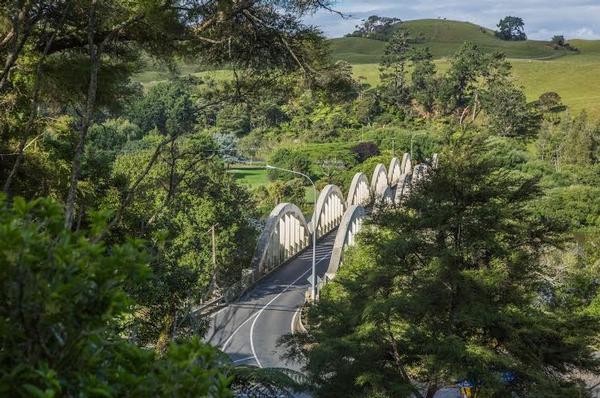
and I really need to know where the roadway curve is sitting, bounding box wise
[205,232,336,370]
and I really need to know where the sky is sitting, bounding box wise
[303,0,600,40]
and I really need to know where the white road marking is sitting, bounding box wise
[220,257,320,351]
[250,255,330,368]
[232,356,256,364]
[221,310,260,351]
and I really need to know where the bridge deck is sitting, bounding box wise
[205,232,336,370]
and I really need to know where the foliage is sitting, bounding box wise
[127,78,199,136]
[215,104,252,136]
[379,30,413,110]
[350,142,380,163]
[480,81,541,137]
[110,133,257,350]
[267,148,312,180]
[286,136,600,397]
[0,196,232,397]
[438,44,511,115]
[313,61,361,104]
[495,16,527,41]
[536,112,600,168]
[533,92,566,115]
[347,15,403,41]
[410,48,438,114]
[552,35,566,46]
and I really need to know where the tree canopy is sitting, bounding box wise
[495,16,527,41]
[285,136,600,398]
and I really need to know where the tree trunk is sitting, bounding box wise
[3,6,65,195]
[64,0,99,229]
[155,311,175,354]
[0,1,34,92]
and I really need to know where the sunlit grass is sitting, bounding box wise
[352,55,600,120]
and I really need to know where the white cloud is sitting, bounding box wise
[572,27,600,39]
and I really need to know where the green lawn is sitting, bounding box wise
[227,167,269,186]
[228,167,316,206]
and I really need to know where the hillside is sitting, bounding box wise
[330,19,580,62]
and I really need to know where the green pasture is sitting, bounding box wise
[227,167,269,186]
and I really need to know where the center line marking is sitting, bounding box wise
[220,254,329,352]
[250,255,330,368]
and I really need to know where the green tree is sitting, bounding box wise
[215,104,252,136]
[128,78,199,136]
[287,136,599,398]
[536,112,600,168]
[0,196,232,396]
[379,30,412,110]
[534,92,566,115]
[314,60,361,104]
[495,16,527,41]
[437,44,511,117]
[267,148,311,180]
[110,133,257,351]
[410,48,438,114]
[480,81,541,137]
[552,35,566,46]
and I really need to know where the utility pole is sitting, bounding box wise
[211,224,217,271]
[207,223,218,296]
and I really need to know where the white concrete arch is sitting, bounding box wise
[251,203,310,275]
[401,153,412,175]
[394,173,413,205]
[388,157,402,187]
[326,205,366,279]
[313,184,346,239]
[346,172,370,207]
[371,163,389,199]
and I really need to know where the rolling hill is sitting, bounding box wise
[329,19,600,119]
[134,19,600,119]
[330,19,582,63]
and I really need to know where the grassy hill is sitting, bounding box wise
[330,19,600,119]
[134,19,600,119]
[331,19,577,63]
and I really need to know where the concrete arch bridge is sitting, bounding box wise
[206,152,438,372]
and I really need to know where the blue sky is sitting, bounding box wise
[303,0,600,40]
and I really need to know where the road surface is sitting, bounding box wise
[205,232,336,370]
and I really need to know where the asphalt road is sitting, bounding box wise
[205,232,336,371]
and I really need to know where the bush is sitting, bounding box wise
[350,142,380,163]
[0,196,231,396]
[267,148,311,180]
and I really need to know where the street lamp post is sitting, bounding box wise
[266,164,318,301]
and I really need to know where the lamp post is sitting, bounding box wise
[266,164,318,301]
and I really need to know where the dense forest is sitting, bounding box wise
[1,1,599,397]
